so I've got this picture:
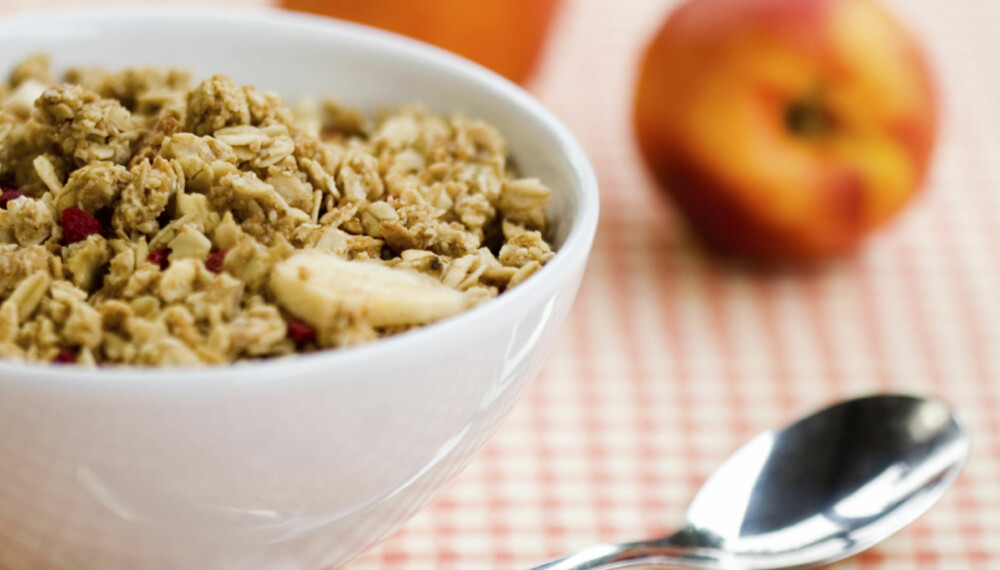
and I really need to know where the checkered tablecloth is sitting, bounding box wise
[346,1,1000,568]
[2,0,998,568]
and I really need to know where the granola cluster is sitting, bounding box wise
[0,54,554,366]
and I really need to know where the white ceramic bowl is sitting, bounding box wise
[0,8,598,570]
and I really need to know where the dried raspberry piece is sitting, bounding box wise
[0,189,26,209]
[61,207,103,244]
[286,320,317,345]
[147,249,169,270]
[205,249,229,273]
[52,350,76,364]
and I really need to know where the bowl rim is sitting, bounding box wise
[0,6,600,389]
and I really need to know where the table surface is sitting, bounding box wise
[2,1,998,569]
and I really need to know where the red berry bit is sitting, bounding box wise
[52,350,76,364]
[147,249,169,270]
[61,207,103,244]
[205,249,229,273]
[0,189,26,209]
[287,320,317,345]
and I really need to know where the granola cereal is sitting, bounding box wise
[0,55,555,366]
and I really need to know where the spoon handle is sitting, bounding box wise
[527,540,728,570]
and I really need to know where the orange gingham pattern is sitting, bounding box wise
[348,0,1000,568]
[0,0,998,569]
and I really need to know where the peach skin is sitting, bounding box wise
[280,0,563,85]
[633,0,938,260]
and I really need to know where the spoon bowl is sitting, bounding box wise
[533,394,969,569]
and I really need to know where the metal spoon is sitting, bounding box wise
[530,394,968,569]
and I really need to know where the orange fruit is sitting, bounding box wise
[281,0,563,85]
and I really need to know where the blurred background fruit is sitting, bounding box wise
[280,0,563,85]
[633,0,939,261]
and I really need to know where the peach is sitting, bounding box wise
[281,0,563,85]
[633,0,938,260]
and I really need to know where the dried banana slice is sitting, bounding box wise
[270,251,474,329]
